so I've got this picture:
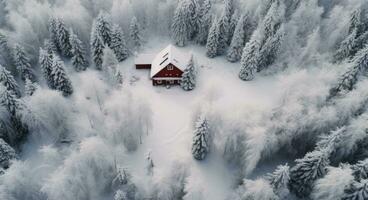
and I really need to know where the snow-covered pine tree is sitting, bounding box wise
[0,86,20,117]
[261,0,283,42]
[351,159,368,181]
[114,190,127,200]
[102,47,119,85]
[0,138,16,169]
[334,6,368,63]
[188,0,199,40]
[191,116,210,160]
[289,149,330,197]
[329,44,368,97]
[91,22,105,70]
[130,16,142,50]
[44,39,57,55]
[39,48,55,89]
[206,17,220,58]
[24,78,38,96]
[0,65,20,97]
[343,179,368,200]
[57,18,73,57]
[316,127,346,157]
[239,40,260,81]
[95,12,113,47]
[181,55,196,91]
[171,0,191,47]
[115,70,123,89]
[216,0,233,55]
[0,32,14,67]
[257,25,285,72]
[50,55,73,96]
[146,151,154,176]
[266,164,290,198]
[48,17,61,51]
[195,0,212,45]
[228,9,239,45]
[110,25,129,62]
[312,166,355,200]
[227,14,247,62]
[69,29,88,72]
[13,44,35,82]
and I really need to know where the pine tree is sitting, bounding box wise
[0,86,20,117]
[316,127,346,156]
[114,70,123,89]
[343,179,368,200]
[146,151,154,176]
[217,0,233,55]
[110,25,129,62]
[228,10,239,45]
[0,138,17,169]
[130,16,142,50]
[69,29,88,72]
[262,0,283,42]
[13,45,35,82]
[191,116,210,160]
[206,17,220,58]
[24,78,38,96]
[227,14,247,62]
[0,65,20,97]
[114,190,127,200]
[39,48,55,89]
[181,56,196,91]
[91,22,105,70]
[95,12,113,47]
[188,0,199,40]
[289,150,330,197]
[329,44,368,97]
[351,159,368,181]
[334,7,368,63]
[51,55,73,96]
[48,17,60,51]
[171,0,191,47]
[44,39,57,55]
[57,18,73,57]
[257,26,285,72]
[239,40,260,81]
[266,164,290,198]
[0,32,14,67]
[195,0,212,45]
[102,47,118,73]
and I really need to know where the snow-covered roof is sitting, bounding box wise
[135,54,155,65]
[150,45,190,78]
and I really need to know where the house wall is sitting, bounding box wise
[152,64,183,78]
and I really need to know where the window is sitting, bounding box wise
[167,65,173,70]
[157,80,162,84]
[169,80,174,84]
[163,53,169,58]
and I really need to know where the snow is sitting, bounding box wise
[150,44,191,78]
[114,38,284,199]
[134,54,155,65]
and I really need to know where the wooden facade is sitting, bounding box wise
[152,64,183,86]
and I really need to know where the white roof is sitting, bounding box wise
[135,54,155,65]
[150,45,190,78]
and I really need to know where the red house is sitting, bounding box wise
[134,45,190,86]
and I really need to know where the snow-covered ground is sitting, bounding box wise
[110,38,285,199]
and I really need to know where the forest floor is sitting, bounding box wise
[113,38,287,199]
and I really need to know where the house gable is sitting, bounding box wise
[152,63,184,78]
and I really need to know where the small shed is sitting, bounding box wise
[134,54,155,69]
